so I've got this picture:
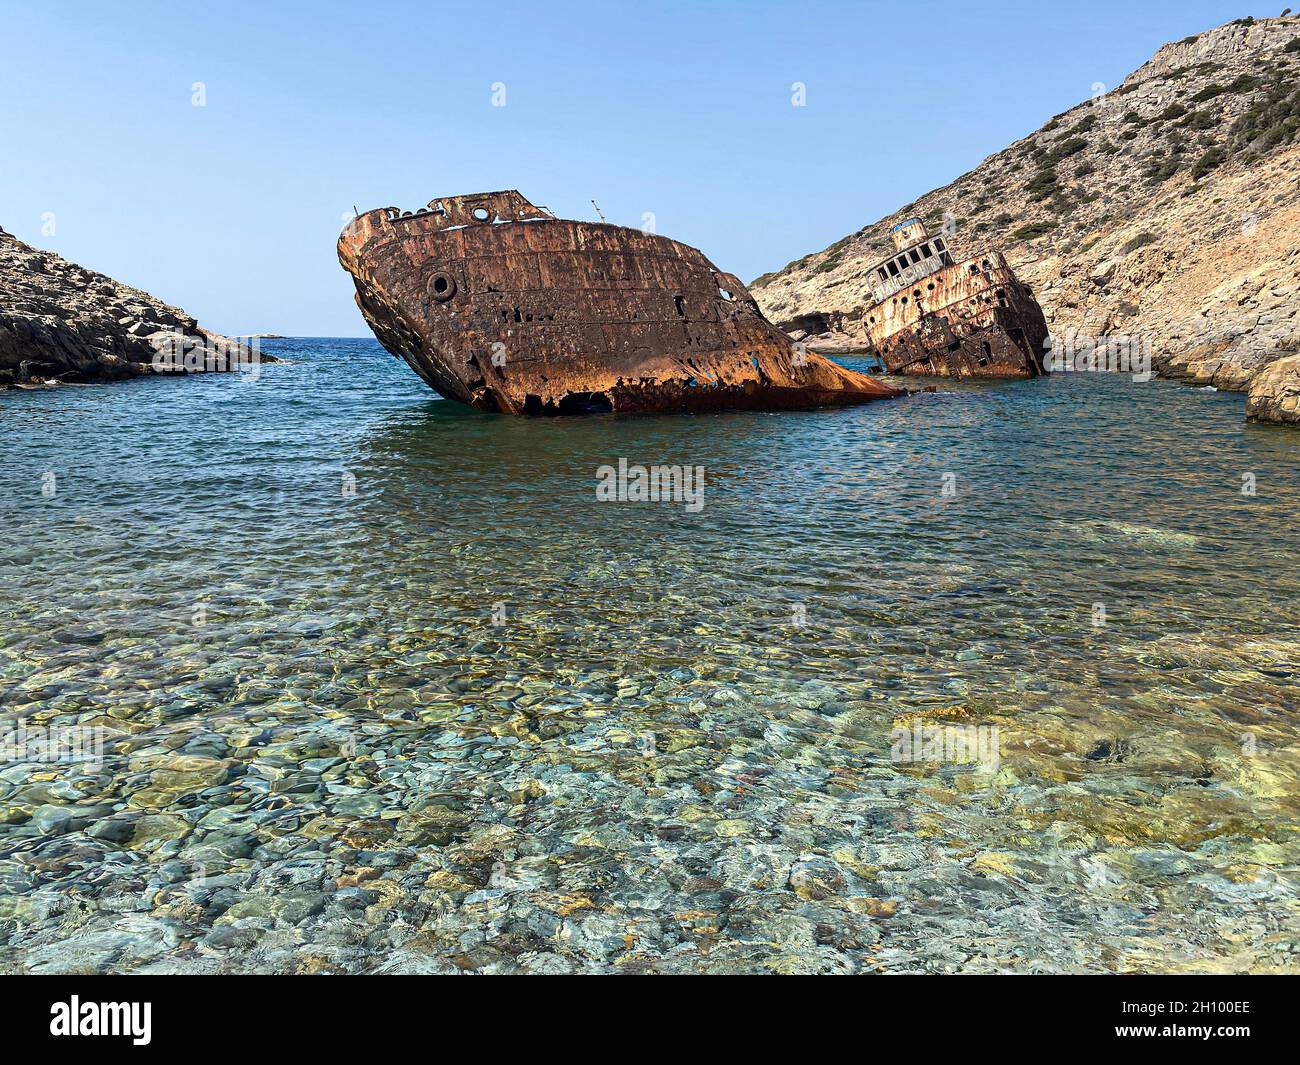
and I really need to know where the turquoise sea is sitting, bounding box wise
[1,338,1298,973]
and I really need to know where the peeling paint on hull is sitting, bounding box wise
[337,190,902,415]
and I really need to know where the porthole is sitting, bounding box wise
[472,206,491,221]
[430,273,456,302]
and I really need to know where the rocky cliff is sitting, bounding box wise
[0,228,259,388]
[752,15,1300,422]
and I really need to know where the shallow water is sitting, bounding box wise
[2,338,1298,973]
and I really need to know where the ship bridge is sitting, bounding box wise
[867,219,955,303]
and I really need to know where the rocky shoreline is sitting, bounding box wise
[0,227,262,389]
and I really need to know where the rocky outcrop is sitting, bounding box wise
[1246,352,1300,423]
[0,227,260,388]
[753,15,1300,423]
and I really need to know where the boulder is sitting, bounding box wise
[1246,352,1300,425]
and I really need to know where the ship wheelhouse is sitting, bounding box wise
[867,219,955,303]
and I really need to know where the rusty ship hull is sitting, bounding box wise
[866,250,1048,378]
[338,190,901,415]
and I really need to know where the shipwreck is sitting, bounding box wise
[337,190,901,414]
[861,219,1048,378]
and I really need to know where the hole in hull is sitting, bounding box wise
[521,392,614,416]
[557,391,613,415]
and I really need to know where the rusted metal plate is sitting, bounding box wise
[338,191,901,414]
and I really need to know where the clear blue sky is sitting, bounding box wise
[0,0,1272,336]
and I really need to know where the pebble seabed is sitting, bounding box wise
[1,340,1298,974]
